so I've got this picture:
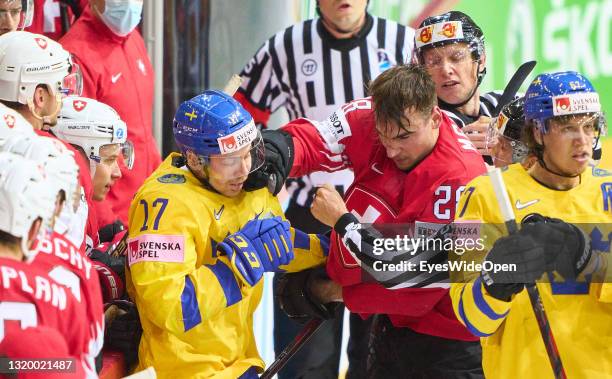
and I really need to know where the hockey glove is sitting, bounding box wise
[104,300,142,368]
[521,213,592,279]
[89,239,127,303]
[244,130,294,195]
[275,266,342,324]
[218,217,293,286]
[98,220,126,243]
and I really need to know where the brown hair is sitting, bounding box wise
[521,121,542,156]
[369,64,437,135]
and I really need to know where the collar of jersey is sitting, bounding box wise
[316,13,373,51]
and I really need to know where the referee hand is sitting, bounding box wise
[463,116,491,155]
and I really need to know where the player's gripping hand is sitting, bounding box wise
[218,217,294,286]
[244,130,294,195]
[521,213,591,279]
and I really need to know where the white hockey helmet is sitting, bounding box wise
[0,31,82,105]
[0,0,34,32]
[0,152,56,258]
[55,96,134,169]
[0,102,35,143]
[0,133,79,211]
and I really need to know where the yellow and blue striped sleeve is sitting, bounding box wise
[281,227,329,272]
[451,279,513,337]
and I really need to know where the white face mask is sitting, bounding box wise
[99,0,143,37]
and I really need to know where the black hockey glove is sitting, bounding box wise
[98,220,125,243]
[521,213,592,279]
[481,214,591,301]
[244,129,294,195]
[105,300,142,368]
[275,266,342,324]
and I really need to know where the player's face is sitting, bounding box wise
[92,144,122,201]
[376,106,441,171]
[422,43,482,105]
[0,0,21,35]
[539,114,596,176]
[208,144,253,198]
[318,0,367,34]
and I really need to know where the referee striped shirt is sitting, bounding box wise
[238,14,414,207]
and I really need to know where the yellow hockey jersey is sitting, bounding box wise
[450,163,612,379]
[126,154,328,378]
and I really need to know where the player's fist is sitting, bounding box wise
[311,184,348,227]
[219,233,265,287]
[218,217,294,286]
[241,216,294,270]
[244,130,294,195]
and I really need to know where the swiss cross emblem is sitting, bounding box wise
[34,37,48,49]
[73,100,87,111]
[3,114,15,128]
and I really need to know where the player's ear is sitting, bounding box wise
[478,51,486,73]
[532,126,544,145]
[27,218,42,250]
[430,106,442,129]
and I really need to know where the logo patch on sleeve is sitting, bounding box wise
[128,235,185,266]
[157,174,186,184]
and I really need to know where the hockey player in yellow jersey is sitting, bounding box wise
[450,71,612,379]
[126,90,329,378]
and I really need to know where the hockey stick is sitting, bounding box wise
[260,318,325,379]
[222,74,243,96]
[492,60,537,117]
[488,168,567,379]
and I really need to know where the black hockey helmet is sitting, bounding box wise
[486,97,528,164]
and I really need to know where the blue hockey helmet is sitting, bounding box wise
[173,90,265,178]
[524,71,606,133]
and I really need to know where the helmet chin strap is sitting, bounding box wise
[438,61,482,109]
[536,139,581,178]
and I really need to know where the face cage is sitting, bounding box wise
[197,133,266,181]
[486,117,529,165]
[417,39,482,68]
[535,112,607,148]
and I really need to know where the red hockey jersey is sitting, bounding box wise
[0,257,89,373]
[34,129,99,251]
[283,98,486,340]
[33,231,104,375]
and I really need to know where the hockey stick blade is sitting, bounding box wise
[260,318,325,379]
[492,60,536,117]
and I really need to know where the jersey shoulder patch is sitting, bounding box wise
[157,173,186,184]
[592,166,612,177]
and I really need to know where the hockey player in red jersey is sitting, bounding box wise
[0,153,88,378]
[250,64,487,377]
[0,133,104,376]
